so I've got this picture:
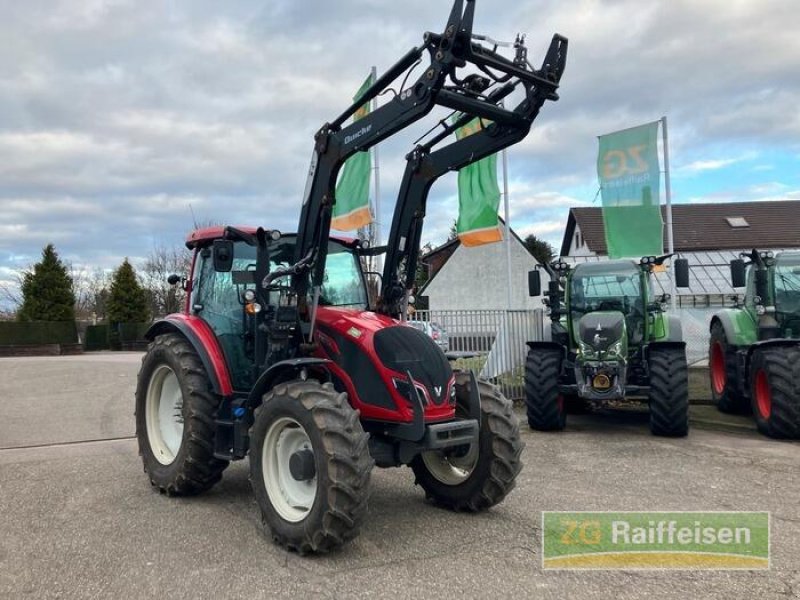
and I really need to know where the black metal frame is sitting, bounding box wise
[291,0,567,319]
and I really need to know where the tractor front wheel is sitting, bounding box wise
[249,380,373,553]
[135,333,229,495]
[410,373,523,511]
[648,345,689,437]
[750,347,800,439]
[709,322,748,414]
[524,347,566,430]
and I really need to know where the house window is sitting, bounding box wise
[575,232,582,249]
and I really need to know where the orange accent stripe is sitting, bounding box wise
[331,206,373,231]
[458,226,503,247]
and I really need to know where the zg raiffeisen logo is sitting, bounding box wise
[542,512,770,570]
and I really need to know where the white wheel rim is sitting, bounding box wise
[262,417,317,523]
[421,441,479,486]
[145,365,184,465]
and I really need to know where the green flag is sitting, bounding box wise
[597,122,663,258]
[332,72,375,231]
[454,117,502,246]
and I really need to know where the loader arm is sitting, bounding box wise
[378,35,568,317]
[291,0,566,315]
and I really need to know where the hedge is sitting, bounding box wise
[0,321,77,345]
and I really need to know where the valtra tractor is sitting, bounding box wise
[525,256,691,436]
[134,0,568,553]
[709,249,800,438]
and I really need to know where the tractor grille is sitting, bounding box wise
[374,325,452,405]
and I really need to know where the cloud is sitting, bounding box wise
[1,0,799,312]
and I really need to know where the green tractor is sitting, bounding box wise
[525,255,691,436]
[709,249,800,438]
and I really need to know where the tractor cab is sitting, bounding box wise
[772,252,800,335]
[186,227,367,391]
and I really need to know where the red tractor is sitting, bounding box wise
[135,0,567,553]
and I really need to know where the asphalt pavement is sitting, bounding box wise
[1,353,798,599]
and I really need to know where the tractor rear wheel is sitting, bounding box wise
[648,345,689,437]
[709,322,748,414]
[750,347,800,439]
[524,347,566,430]
[410,373,523,511]
[249,380,373,553]
[135,333,229,495]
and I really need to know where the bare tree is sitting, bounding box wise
[140,243,192,318]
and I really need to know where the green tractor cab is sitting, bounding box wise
[709,249,800,439]
[525,255,691,436]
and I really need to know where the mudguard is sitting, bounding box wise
[710,310,757,347]
[526,340,567,358]
[247,358,333,405]
[145,314,233,397]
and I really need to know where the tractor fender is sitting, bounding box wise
[145,314,233,397]
[710,310,754,347]
[247,358,333,406]
[646,340,686,357]
[526,340,567,359]
[664,314,684,342]
[745,338,800,359]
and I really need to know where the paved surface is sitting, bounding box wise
[1,353,799,599]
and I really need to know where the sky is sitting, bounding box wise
[2,0,799,304]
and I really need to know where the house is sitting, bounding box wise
[420,220,548,311]
[560,200,800,302]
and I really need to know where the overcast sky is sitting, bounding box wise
[2,0,799,302]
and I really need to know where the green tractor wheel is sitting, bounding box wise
[524,347,566,431]
[709,322,748,414]
[648,345,689,437]
[750,347,800,439]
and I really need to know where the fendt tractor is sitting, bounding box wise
[709,249,800,438]
[134,0,568,553]
[525,256,691,436]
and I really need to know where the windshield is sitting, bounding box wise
[570,264,642,315]
[774,255,800,314]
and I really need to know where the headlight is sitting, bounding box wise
[607,338,625,357]
[577,340,598,358]
[756,304,766,316]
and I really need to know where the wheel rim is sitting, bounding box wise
[262,417,317,523]
[754,369,772,419]
[145,365,184,465]
[710,342,726,395]
[421,441,479,486]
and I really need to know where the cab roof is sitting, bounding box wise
[185,226,355,249]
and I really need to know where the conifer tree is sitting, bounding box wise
[17,244,76,322]
[107,259,150,324]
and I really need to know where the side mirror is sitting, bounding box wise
[730,259,746,288]
[528,270,542,297]
[167,274,181,286]
[213,240,234,272]
[674,258,690,289]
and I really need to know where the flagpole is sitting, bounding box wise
[661,115,676,310]
[371,65,381,273]
[502,146,512,310]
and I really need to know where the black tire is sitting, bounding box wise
[709,322,748,414]
[648,345,689,437]
[249,380,373,554]
[410,373,523,511]
[750,347,800,439]
[524,347,566,431]
[135,333,229,495]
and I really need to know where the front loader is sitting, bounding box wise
[525,256,691,436]
[709,249,800,438]
[135,0,568,553]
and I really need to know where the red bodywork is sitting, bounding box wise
[313,307,456,424]
[178,228,454,425]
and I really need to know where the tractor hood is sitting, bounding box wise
[313,307,455,425]
[577,311,626,352]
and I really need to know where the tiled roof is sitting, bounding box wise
[561,200,800,256]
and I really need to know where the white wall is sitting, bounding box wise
[566,223,598,257]
[423,236,549,311]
